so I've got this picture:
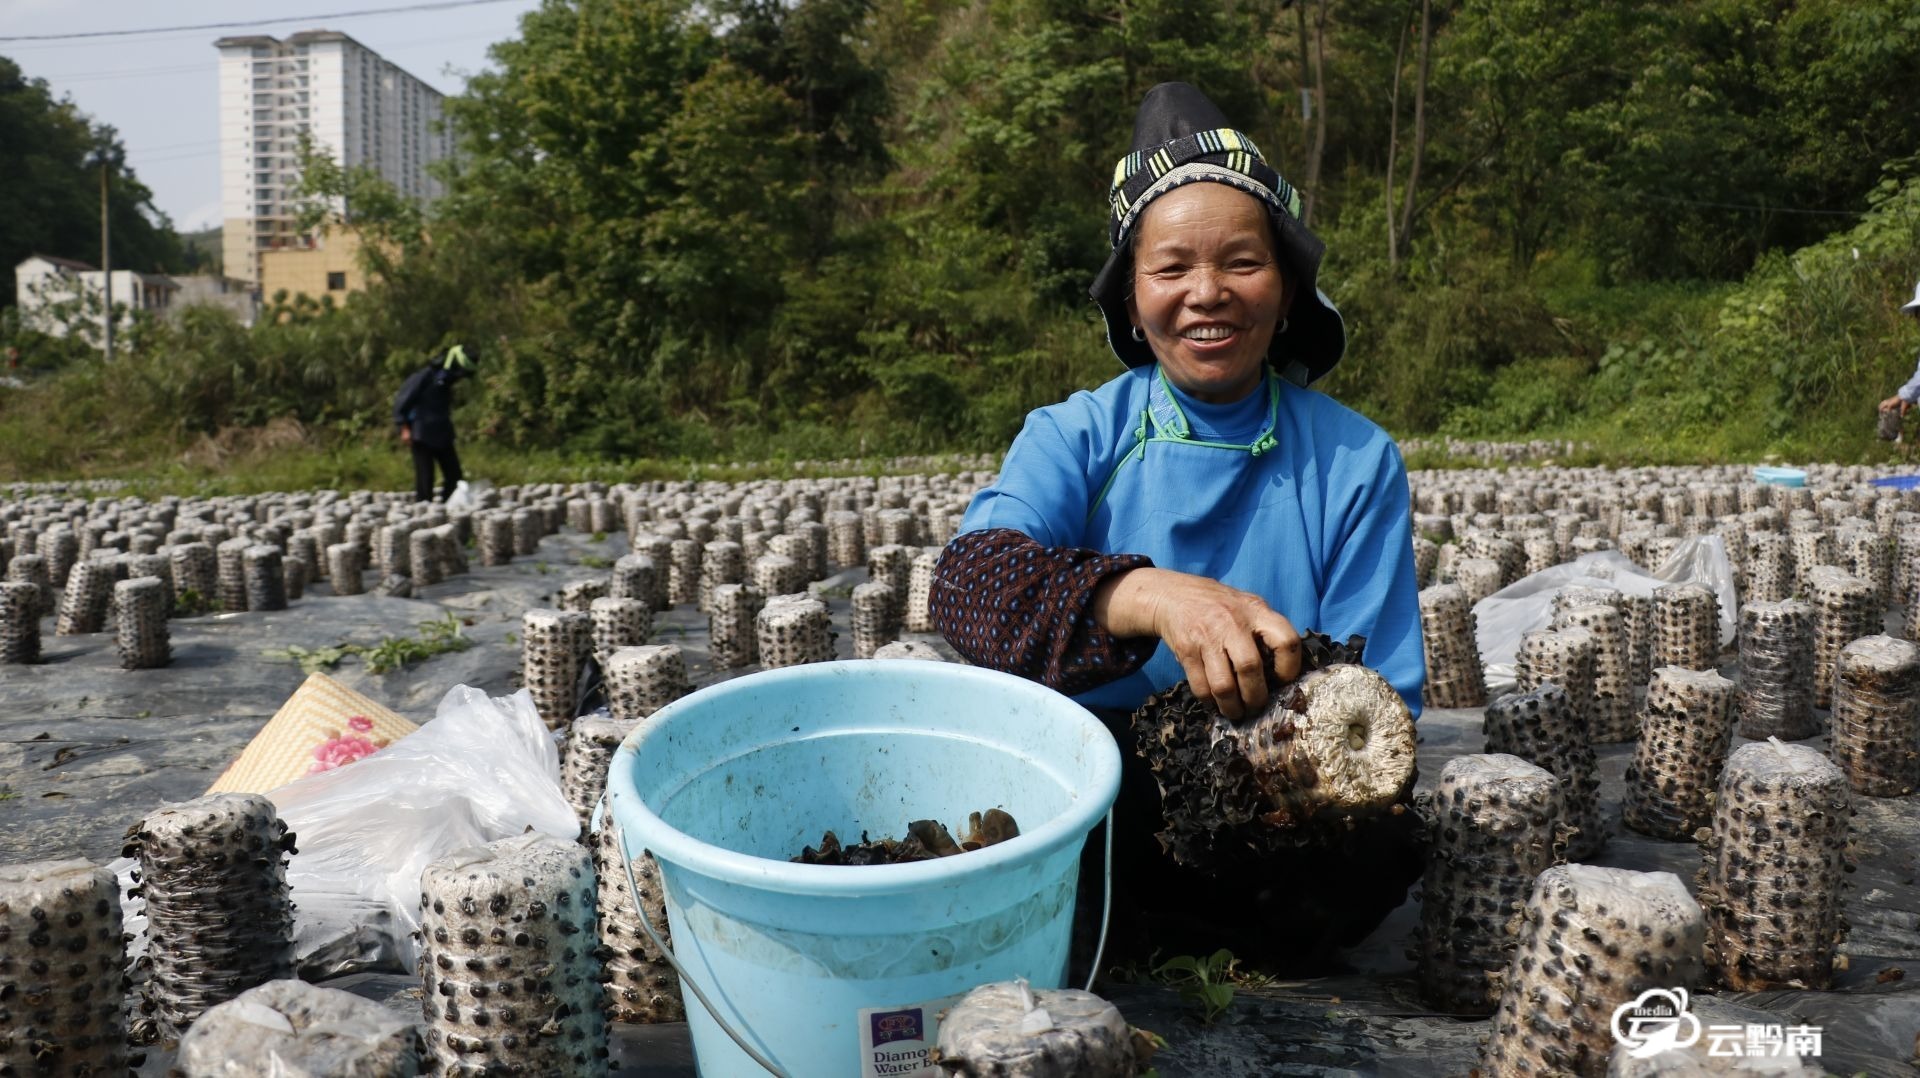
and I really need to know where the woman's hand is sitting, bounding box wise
[1880,395,1912,416]
[1093,567,1302,720]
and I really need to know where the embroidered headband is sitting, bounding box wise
[1105,127,1303,247]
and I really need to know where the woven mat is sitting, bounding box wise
[205,672,417,795]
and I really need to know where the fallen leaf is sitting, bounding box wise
[1876,966,1904,984]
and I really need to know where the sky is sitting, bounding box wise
[1,0,546,232]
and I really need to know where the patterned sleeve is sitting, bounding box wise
[931,527,1160,696]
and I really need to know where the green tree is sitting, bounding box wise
[0,56,187,303]
[436,0,889,453]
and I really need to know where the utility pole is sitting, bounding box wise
[99,153,114,362]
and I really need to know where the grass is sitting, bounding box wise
[12,367,1891,494]
[0,389,1001,493]
[8,248,1915,484]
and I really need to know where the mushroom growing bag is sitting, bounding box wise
[1474,538,1737,698]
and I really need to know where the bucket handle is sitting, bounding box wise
[1086,805,1113,993]
[607,789,794,1078]
[604,793,1116,1077]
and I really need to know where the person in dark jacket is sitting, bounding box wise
[393,344,475,502]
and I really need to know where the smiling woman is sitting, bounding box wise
[1126,183,1293,405]
[928,82,1427,972]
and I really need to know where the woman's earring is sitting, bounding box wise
[1131,325,1146,342]
[1277,317,1290,334]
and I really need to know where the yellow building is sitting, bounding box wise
[258,227,368,304]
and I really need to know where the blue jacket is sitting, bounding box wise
[958,364,1426,715]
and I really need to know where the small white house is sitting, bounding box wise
[13,255,180,344]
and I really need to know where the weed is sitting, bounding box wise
[173,587,212,617]
[265,643,356,674]
[0,787,15,802]
[534,561,552,575]
[579,554,612,569]
[358,613,473,674]
[1155,949,1241,1024]
[264,613,472,675]
[590,530,608,542]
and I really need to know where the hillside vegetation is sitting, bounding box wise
[3,0,1919,486]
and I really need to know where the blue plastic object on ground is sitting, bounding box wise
[1753,466,1807,487]
[1870,475,1920,491]
[605,659,1122,1078]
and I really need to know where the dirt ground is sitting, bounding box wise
[3,527,1915,1076]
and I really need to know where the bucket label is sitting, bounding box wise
[858,994,962,1077]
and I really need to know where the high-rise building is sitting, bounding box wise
[215,30,451,286]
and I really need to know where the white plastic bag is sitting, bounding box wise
[444,479,477,512]
[267,685,576,977]
[1475,536,1737,699]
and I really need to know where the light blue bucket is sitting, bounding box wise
[604,659,1122,1078]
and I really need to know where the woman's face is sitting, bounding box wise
[1126,183,1290,404]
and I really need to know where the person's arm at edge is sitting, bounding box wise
[1902,354,1920,406]
[1881,352,1920,413]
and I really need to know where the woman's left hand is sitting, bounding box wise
[1092,567,1302,720]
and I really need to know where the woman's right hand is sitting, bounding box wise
[1092,567,1302,720]
[1880,396,1911,415]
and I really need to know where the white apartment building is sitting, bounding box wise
[215,30,451,286]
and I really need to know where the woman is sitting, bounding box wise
[931,83,1425,971]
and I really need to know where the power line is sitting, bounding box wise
[0,0,526,43]
[128,137,230,155]
[1638,191,1866,218]
[32,27,504,86]
[49,62,207,84]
